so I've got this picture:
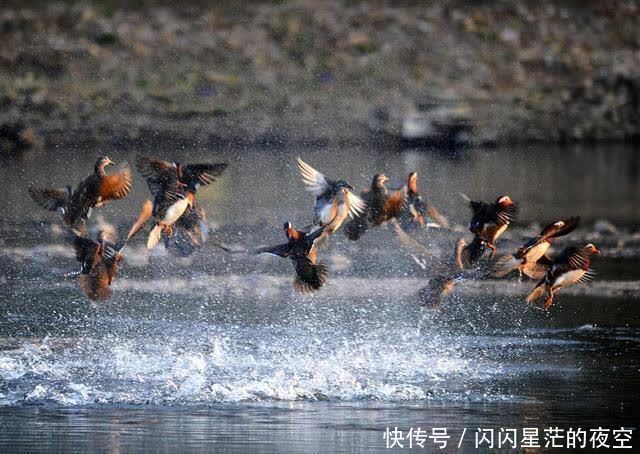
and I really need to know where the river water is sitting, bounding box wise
[0,144,638,452]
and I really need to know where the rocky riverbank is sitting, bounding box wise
[1,0,639,152]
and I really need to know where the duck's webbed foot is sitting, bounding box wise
[163,225,174,237]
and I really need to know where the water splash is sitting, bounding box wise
[0,316,591,406]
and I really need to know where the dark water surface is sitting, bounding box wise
[0,144,639,452]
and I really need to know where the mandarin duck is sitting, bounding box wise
[29,156,132,230]
[297,157,365,238]
[464,194,517,257]
[344,173,407,241]
[398,172,449,231]
[493,217,580,279]
[72,232,126,301]
[526,243,599,310]
[256,222,329,292]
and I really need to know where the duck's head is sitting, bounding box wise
[496,195,515,207]
[95,156,115,173]
[283,221,297,239]
[372,173,389,188]
[335,180,353,194]
[408,172,418,193]
[584,243,601,255]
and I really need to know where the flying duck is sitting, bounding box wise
[29,156,132,230]
[493,217,580,279]
[133,155,225,250]
[344,173,407,241]
[72,232,126,301]
[256,221,329,292]
[297,157,366,238]
[127,180,196,249]
[464,194,517,257]
[526,243,599,310]
[398,172,449,231]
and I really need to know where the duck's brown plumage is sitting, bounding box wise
[493,217,580,279]
[526,243,599,310]
[398,172,449,231]
[344,174,406,241]
[466,194,517,256]
[73,233,125,301]
[29,157,132,229]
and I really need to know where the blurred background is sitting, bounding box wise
[0,0,638,152]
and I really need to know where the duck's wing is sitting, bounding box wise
[556,246,591,271]
[98,163,133,203]
[102,243,125,283]
[465,197,488,231]
[255,242,292,258]
[127,199,154,240]
[305,222,330,245]
[454,238,467,270]
[135,156,176,184]
[578,268,597,284]
[152,185,185,216]
[539,216,580,240]
[297,157,330,195]
[28,187,70,211]
[182,163,228,186]
[492,202,517,226]
[343,211,369,240]
[347,191,367,218]
[522,254,553,280]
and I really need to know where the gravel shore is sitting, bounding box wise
[1,0,639,153]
